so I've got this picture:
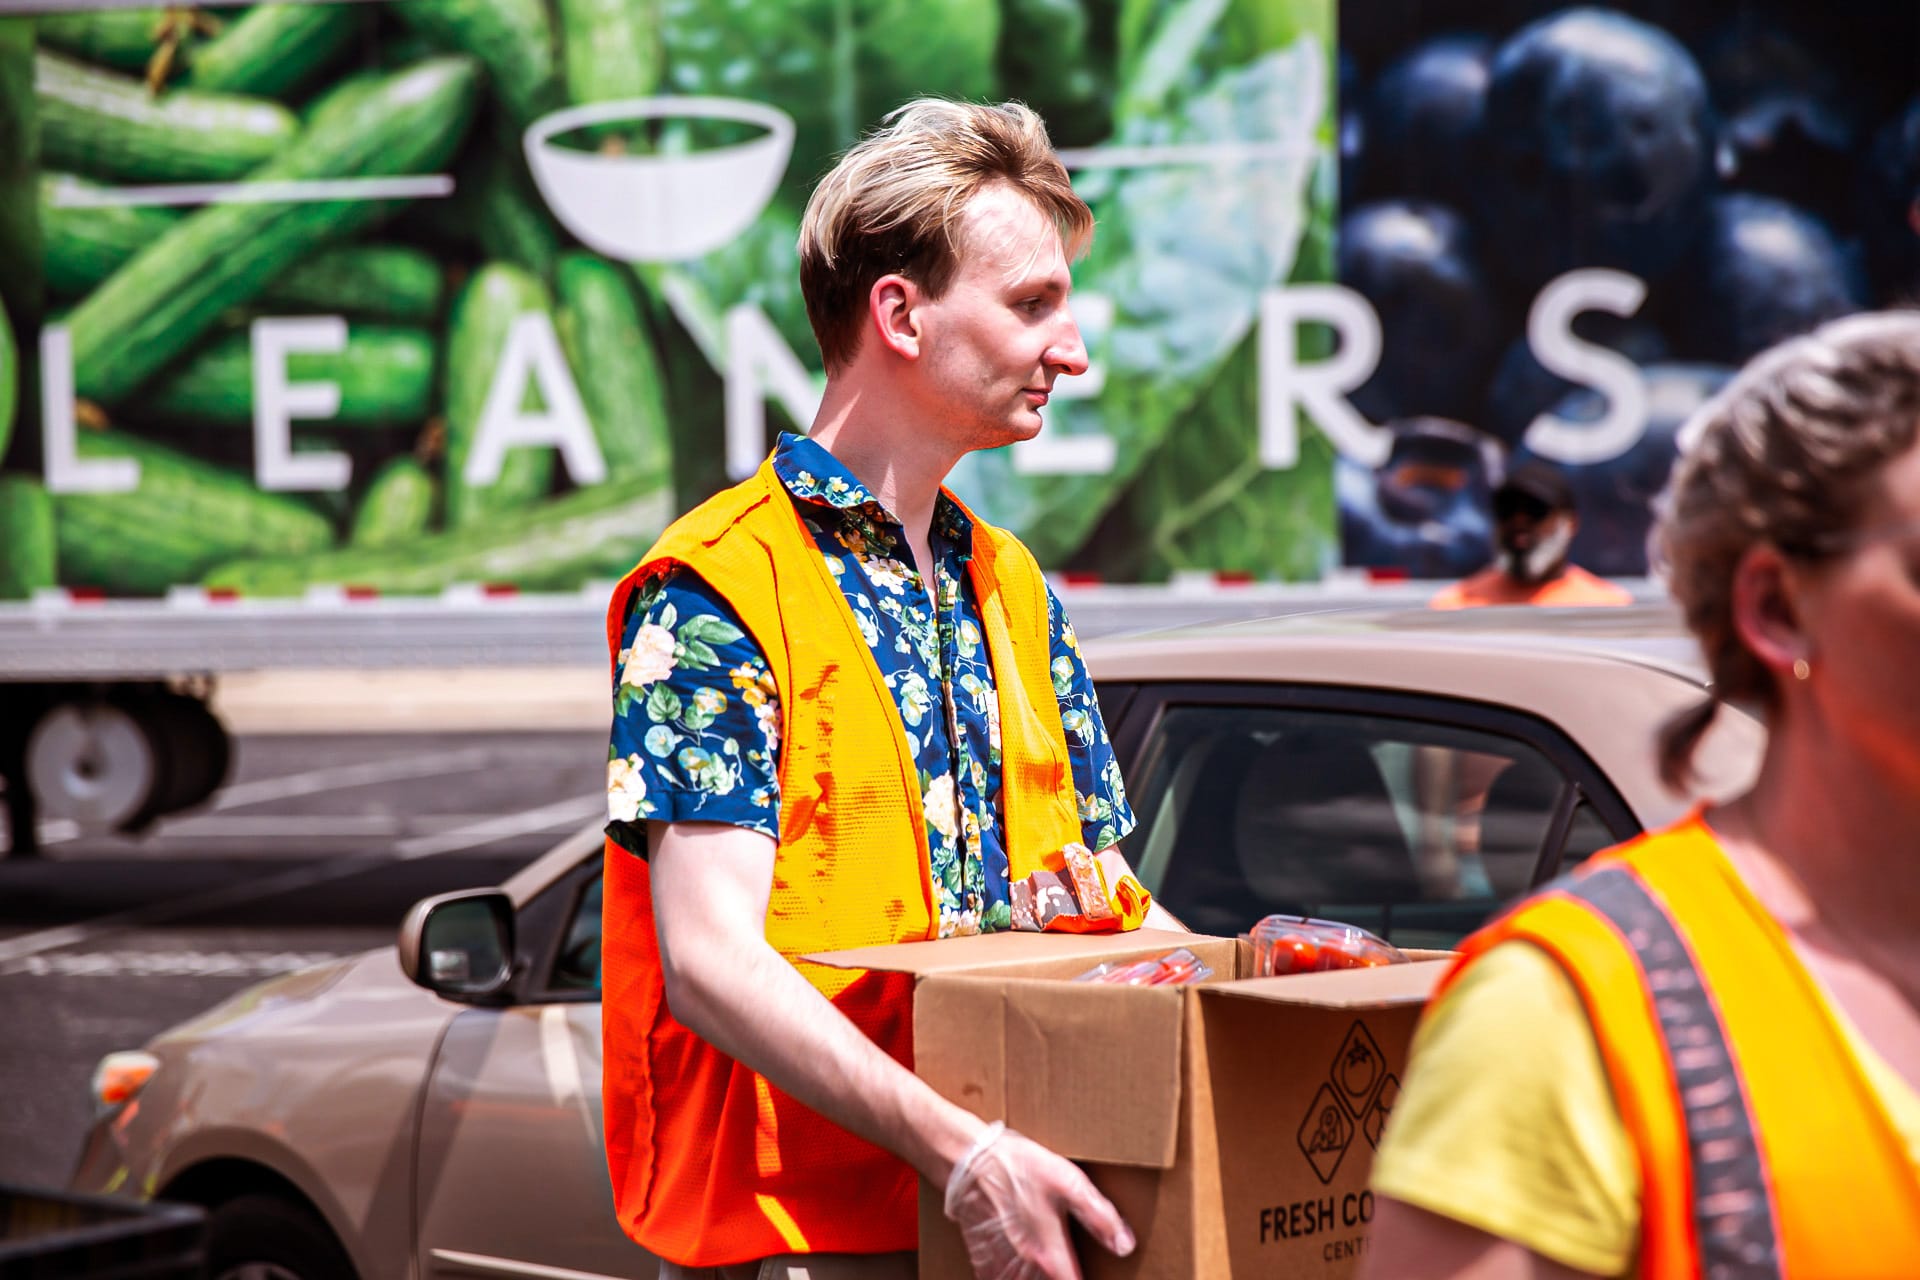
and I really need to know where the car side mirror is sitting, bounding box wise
[398,889,516,1003]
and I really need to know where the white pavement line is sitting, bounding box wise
[159,815,407,838]
[46,175,455,208]
[146,812,590,840]
[0,792,601,974]
[212,747,497,810]
[18,950,349,979]
[394,794,604,860]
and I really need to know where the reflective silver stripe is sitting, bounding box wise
[1564,866,1783,1279]
[428,1248,636,1280]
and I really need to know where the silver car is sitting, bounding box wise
[69,606,1761,1280]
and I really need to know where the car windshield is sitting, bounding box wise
[1126,704,1583,948]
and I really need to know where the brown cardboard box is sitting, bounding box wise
[811,929,1447,1279]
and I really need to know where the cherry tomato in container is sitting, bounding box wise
[1251,915,1408,977]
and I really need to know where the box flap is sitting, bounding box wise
[808,927,1215,976]
[916,971,1187,1169]
[1199,959,1450,1009]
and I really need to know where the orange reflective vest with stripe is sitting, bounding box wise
[599,458,1085,1266]
[1442,816,1920,1277]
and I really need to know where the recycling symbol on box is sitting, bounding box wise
[1296,1020,1399,1185]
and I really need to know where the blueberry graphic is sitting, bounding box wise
[1483,312,1669,449]
[1677,193,1865,364]
[1478,7,1716,293]
[1698,20,1860,227]
[1518,362,1733,575]
[1857,95,1920,306]
[1338,417,1498,579]
[1338,201,1503,424]
[1364,33,1494,209]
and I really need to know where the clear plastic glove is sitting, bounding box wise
[944,1121,1137,1280]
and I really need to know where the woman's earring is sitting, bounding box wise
[1792,657,1811,682]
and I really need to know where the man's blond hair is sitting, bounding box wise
[798,99,1093,371]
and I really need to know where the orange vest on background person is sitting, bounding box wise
[1442,817,1920,1278]
[599,458,1085,1267]
[1428,563,1634,610]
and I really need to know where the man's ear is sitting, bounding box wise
[869,274,922,361]
[1729,542,1811,685]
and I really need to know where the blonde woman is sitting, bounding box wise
[1365,312,1920,1279]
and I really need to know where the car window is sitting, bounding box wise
[550,874,603,993]
[1126,704,1578,947]
[1556,800,1614,873]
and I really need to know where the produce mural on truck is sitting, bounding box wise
[2,0,1915,598]
[1335,0,1920,578]
[0,0,1344,597]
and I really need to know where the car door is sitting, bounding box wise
[1103,682,1635,948]
[414,865,657,1280]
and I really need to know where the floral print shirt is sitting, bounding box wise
[607,432,1134,937]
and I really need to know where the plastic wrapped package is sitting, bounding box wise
[1075,947,1213,986]
[1249,915,1408,976]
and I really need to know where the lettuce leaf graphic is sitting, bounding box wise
[1082,147,1339,580]
[943,34,1327,563]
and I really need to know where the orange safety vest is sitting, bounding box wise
[600,458,1085,1266]
[1441,816,1920,1277]
[1428,563,1634,610]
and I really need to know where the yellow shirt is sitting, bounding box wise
[1370,941,1920,1277]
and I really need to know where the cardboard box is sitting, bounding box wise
[811,929,1447,1279]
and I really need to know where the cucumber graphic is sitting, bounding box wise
[186,2,364,98]
[64,57,479,404]
[44,178,446,322]
[53,429,334,594]
[443,262,556,528]
[207,478,673,595]
[349,456,437,549]
[0,474,55,599]
[146,325,436,428]
[556,252,672,491]
[36,50,298,184]
[392,0,560,129]
[37,8,173,74]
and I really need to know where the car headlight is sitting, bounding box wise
[90,1050,159,1116]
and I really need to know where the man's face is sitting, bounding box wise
[912,183,1090,451]
[1494,493,1575,584]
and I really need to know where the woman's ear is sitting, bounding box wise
[1728,542,1812,688]
[869,274,921,361]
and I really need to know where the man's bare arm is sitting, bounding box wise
[648,818,1137,1278]
[648,818,979,1182]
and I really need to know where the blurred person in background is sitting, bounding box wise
[598,100,1159,1280]
[1364,311,1920,1278]
[1429,459,1634,609]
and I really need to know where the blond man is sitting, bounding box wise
[600,100,1170,1280]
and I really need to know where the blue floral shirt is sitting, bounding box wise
[606,432,1135,937]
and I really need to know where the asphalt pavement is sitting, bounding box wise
[0,713,609,1189]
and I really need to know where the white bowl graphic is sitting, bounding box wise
[523,97,795,263]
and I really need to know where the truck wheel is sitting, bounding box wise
[124,689,232,829]
[205,1194,357,1280]
[23,697,160,833]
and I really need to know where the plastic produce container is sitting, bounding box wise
[1249,914,1409,976]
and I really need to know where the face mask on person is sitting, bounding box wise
[1499,515,1574,585]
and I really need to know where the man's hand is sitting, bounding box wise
[946,1125,1135,1280]
[650,819,1136,1280]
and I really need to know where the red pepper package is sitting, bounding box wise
[1250,915,1407,977]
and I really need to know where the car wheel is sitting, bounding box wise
[206,1194,357,1280]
